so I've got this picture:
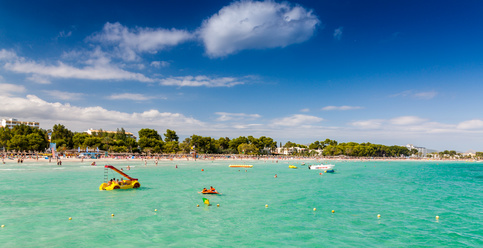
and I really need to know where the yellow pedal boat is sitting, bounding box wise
[99,165,141,190]
[289,165,298,169]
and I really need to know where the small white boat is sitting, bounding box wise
[309,164,335,171]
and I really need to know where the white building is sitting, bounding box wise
[406,144,427,157]
[85,128,136,139]
[275,147,307,155]
[1,118,39,129]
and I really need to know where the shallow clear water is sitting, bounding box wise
[0,159,482,247]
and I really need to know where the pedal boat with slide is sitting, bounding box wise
[99,165,141,190]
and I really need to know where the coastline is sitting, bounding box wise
[2,155,480,164]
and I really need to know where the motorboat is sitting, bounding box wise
[309,164,335,172]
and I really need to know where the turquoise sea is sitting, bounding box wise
[0,159,481,247]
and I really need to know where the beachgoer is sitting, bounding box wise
[274,174,277,178]
[127,165,130,170]
[202,188,208,193]
[210,186,216,192]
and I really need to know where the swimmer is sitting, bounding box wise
[274,174,277,178]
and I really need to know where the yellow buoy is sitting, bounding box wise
[154,209,157,212]
[217,204,220,207]
[197,204,200,207]
[377,214,381,218]
[111,214,115,217]
[68,217,72,220]
[1,225,4,228]
[265,204,268,208]
[332,210,335,213]
[436,216,439,219]
[313,208,316,211]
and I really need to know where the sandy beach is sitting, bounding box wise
[2,154,478,164]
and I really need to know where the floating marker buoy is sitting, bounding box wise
[154,209,157,212]
[111,214,115,217]
[197,204,200,207]
[1,225,5,227]
[436,216,439,219]
[217,204,220,207]
[332,210,335,213]
[313,208,316,211]
[265,204,268,208]
[68,217,72,220]
[201,169,204,171]
[377,214,381,218]
[319,172,322,175]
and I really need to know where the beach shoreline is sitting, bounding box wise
[2,155,479,164]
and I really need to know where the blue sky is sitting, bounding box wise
[1,0,482,151]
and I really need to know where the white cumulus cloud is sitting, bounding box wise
[322,105,363,111]
[457,119,483,130]
[0,94,203,133]
[199,0,320,57]
[27,74,52,84]
[90,22,193,61]
[160,75,244,87]
[0,83,26,95]
[215,112,261,121]
[389,116,427,125]
[333,27,343,40]
[108,93,157,101]
[43,90,84,101]
[150,61,170,68]
[350,119,384,129]
[2,50,154,82]
[413,91,438,100]
[391,90,438,100]
[272,114,323,127]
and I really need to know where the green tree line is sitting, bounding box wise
[321,142,411,157]
[1,124,425,157]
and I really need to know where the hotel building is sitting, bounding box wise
[406,144,427,157]
[85,128,137,139]
[1,118,40,129]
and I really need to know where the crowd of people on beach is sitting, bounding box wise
[1,153,481,164]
